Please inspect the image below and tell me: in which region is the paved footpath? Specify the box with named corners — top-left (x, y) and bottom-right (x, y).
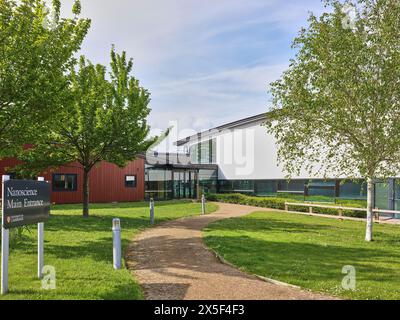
top-left (125, 202), bottom-right (336, 300)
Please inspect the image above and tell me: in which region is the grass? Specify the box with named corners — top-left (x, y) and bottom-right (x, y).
top-left (1, 200), bottom-right (218, 300)
top-left (204, 211), bottom-right (400, 300)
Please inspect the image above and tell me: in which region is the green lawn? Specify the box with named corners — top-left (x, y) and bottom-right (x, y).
top-left (1, 200), bottom-right (218, 300)
top-left (204, 211), bottom-right (400, 300)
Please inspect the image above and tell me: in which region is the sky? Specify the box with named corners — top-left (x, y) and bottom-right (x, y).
top-left (59, 0), bottom-right (327, 148)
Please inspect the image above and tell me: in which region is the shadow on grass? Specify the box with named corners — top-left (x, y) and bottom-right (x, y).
top-left (50, 200), bottom-right (193, 211)
top-left (203, 216), bottom-right (400, 299)
top-left (203, 215), bottom-right (342, 234)
top-left (44, 237), bottom-right (131, 263)
top-left (205, 235), bottom-right (399, 280)
top-left (45, 214), bottom-right (151, 233)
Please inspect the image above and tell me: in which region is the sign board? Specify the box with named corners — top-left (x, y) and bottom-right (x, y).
top-left (2, 180), bottom-right (50, 229)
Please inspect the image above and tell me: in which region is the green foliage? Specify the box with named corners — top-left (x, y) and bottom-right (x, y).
top-left (72, 0), bottom-right (81, 15)
top-left (17, 48), bottom-right (156, 215)
top-left (207, 193), bottom-right (366, 218)
top-left (265, 0), bottom-right (400, 240)
top-left (266, 0), bottom-right (400, 180)
top-left (20, 49), bottom-right (155, 171)
top-left (204, 211), bottom-right (400, 299)
top-left (0, 0), bottom-right (90, 157)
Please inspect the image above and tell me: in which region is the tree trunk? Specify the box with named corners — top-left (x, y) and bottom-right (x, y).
top-left (83, 168), bottom-right (90, 217)
top-left (365, 177), bottom-right (374, 242)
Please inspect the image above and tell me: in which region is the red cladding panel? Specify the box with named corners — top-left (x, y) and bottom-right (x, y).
top-left (0, 158), bottom-right (145, 204)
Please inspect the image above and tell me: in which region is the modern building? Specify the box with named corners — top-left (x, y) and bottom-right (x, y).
top-left (173, 113), bottom-right (368, 199)
top-left (0, 113), bottom-right (399, 213)
top-left (172, 113), bottom-right (399, 213)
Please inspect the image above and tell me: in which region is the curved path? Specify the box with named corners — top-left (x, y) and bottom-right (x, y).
top-left (126, 202), bottom-right (335, 300)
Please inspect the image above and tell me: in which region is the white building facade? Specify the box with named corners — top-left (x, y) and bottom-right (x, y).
top-left (145, 113), bottom-right (398, 214)
top-left (174, 113), bottom-right (367, 200)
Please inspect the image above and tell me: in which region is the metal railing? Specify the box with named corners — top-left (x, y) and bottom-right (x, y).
top-left (284, 202), bottom-right (400, 219)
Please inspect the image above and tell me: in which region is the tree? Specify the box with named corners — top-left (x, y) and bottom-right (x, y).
top-left (0, 0), bottom-right (90, 157)
top-left (18, 49), bottom-right (156, 216)
top-left (265, 0), bottom-right (400, 241)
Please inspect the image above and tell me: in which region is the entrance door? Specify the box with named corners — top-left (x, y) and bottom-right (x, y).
top-left (173, 171), bottom-right (184, 199)
top-left (173, 170), bottom-right (197, 199)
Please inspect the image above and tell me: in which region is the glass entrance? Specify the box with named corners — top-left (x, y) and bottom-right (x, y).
top-left (173, 170), bottom-right (197, 199)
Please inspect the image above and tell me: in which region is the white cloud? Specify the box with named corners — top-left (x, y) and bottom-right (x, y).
top-left (59, 0), bottom-right (325, 143)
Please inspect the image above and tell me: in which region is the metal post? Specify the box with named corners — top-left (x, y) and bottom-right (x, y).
top-left (1, 175), bottom-right (10, 295)
top-left (150, 198), bottom-right (155, 225)
top-left (37, 177), bottom-right (44, 279)
top-left (112, 218), bottom-right (121, 270)
top-left (201, 194), bottom-right (206, 214)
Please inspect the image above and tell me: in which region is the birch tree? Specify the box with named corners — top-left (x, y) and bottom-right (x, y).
top-left (266, 0), bottom-right (400, 241)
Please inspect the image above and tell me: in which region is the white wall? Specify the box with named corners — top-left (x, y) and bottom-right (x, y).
top-left (186, 120), bottom-right (323, 180)
top-left (216, 120), bottom-right (288, 180)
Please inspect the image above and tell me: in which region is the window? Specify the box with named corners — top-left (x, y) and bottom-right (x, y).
top-left (145, 167), bottom-right (173, 200)
top-left (277, 180), bottom-right (306, 192)
top-left (52, 174), bottom-right (77, 191)
top-left (125, 175), bottom-right (137, 188)
top-left (189, 139), bottom-right (217, 164)
top-left (339, 180), bottom-right (367, 199)
top-left (307, 180), bottom-right (336, 197)
top-left (255, 180), bottom-right (277, 196)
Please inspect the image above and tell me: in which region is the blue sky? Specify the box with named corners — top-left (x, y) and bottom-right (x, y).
top-left (60, 0), bottom-right (326, 140)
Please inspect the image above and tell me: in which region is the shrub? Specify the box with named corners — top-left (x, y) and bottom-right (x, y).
top-left (206, 193), bottom-right (366, 218)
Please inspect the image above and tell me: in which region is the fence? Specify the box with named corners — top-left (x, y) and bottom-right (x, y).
top-left (284, 202), bottom-right (400, 220)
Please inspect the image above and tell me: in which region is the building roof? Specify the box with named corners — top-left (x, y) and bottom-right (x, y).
top-left (175, 113), bottom-right (267, 146)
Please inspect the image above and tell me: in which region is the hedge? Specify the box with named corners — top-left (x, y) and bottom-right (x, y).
top-left (206, 193), bottom-right (366, 218)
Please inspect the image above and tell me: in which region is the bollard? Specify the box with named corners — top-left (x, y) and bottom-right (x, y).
top-left (150, 198), bottom-right (155, 225)
top-left (112, 218), bottom-right (121, 270)
top-left (201, 194), bottom-right (206, 214)
top-left (37, 176), bottom-right (44, 279)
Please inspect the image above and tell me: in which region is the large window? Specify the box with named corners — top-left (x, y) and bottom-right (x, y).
top-left (255, 180), bottom-right (277, 196)
top-left (189, 139), bottom-right (216, 164)
top-left (393, 180), bottom-right (400, 218)
top-left (307, 180), bottom-right (336, 197)
top-left (339, 180), bottom-right (367, 199)
top-left (278, 180), bottom-right (305, 193)
top-left (145, 167), bottom-right (173, 200)
top-left (198, 169), bottom-right (218, 194)
top-left (52, 174), bottom-right (77, 191)
top-left (218, 180), bottom-right (233, 193)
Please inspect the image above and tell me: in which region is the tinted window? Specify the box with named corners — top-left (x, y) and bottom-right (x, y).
top-left (53, 174), bottom-right (77, 191)
top-left (125, 175), bottom-right (137, 188)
